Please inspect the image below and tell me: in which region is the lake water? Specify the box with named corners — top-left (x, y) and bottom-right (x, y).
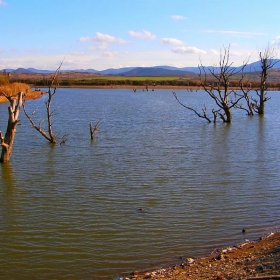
top-left (0, 88), bottom-right (280, 279)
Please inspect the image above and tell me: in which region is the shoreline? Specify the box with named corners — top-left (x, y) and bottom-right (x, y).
top-left (0, 86), bottom-right (199, 103)
top-left (0, 86), bottom-right (189, 103)
top-left (1, 85), bottom-right (279, 103)
top-left (123, 231), bottom-right (280, 280)
top-left (0, 90), bottom-right (47, 103)
top-left (34, 85), bottom-right (280, 90)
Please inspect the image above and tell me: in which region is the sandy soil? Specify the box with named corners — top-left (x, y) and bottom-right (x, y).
top-left (124, 231), bottom-right (280, 280)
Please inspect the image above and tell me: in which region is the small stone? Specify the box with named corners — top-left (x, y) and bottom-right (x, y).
top-left (216, 253), bottom-right (225, 260)
top-left (186, 257), bottom-right (195, 264)
top-left (255, 264), bottom-right (264, 272)
top-left (131, 271), bottom-right (139, 276)
top-left (180, 262), bottom-right (185, 268)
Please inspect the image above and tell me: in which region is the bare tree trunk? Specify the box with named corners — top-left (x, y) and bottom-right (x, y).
top-left (248, 48), bottom-right (279, 115)
top-left (0, 92), bottom-right (23, 162)
top-left (258, 53), bottom-right (267, 115)
top-left (221, 105), bottom-right (232, 123)
top-left (89, 119), bottom-right (101, 139)
top-left (258, 52), bottom-right (269, 115)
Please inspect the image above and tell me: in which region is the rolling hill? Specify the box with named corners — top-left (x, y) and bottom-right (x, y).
top-left (2, 59), bottom-right (280, 76)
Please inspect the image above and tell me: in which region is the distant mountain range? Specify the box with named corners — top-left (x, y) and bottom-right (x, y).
top-left (3, 59), bottom-right (280, 76)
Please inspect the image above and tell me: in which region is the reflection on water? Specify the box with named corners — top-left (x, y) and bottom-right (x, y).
top-left (1, 162), bottom-right (15, 187)
top-left (0, 89), bottom-right (280, 279)
top-left (1, 162), bottom-right (19, 221)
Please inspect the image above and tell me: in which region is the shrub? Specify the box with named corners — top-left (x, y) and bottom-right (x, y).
top-left (0, 74), bottom-right (9, 85)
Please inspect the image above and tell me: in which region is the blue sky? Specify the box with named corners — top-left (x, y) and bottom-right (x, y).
top-left (0, 0), bottom-right (279, 70)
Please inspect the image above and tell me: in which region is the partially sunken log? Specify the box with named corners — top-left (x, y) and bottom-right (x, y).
top-left (0, 92), bottom-right (23, 162)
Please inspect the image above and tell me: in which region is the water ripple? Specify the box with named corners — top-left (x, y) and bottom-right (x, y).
top-left (0, 89), bottom-right (280, 279)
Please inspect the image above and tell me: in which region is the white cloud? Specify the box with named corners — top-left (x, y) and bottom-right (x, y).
top-left (172, 46), bottom-right (207, 55)
top-left (102, 51), bottom-right (116, 57)
top-left (162, 38), bottom-right (184, 45)
top-left (94, 32), bottom-right (126, 44)
top-left (79, 32), bottom-right (126, 51)
top-left (272, 36), bottom-right (280, 47)
top-left (210, 49), bottom-right (219, 56)
top-left (171, 15), bottom-right (186, 20)
top-left (79, 32), bottom-right (126, 44)
top-left (230, 51), bottom-right (242, 56)
top-left (62, 59), bottom-right (85, 68)
top-left (70, 52), bottom-right (85, 56)
top-left (128, 30), bottom-right (156, 40)
top-left (210, 48), bottom-right (242, 57)
top-left (88, 43), bottom-right (108, 50)
top-left (79, 36), bottom-right (92, 42)
top-left (204, 30), bottom-right (264, 37)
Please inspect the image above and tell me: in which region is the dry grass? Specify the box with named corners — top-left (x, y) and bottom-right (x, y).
top-left (0, 82), bottom-right (34, 102)
top-left (0, 82), bottom-right (30, 96)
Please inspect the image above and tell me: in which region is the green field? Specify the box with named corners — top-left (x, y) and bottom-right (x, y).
top-left (76, 76), bottom-right (187, 81)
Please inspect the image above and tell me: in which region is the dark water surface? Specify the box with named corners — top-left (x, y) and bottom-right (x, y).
top-left (0, 88), bottom-right (279, 279)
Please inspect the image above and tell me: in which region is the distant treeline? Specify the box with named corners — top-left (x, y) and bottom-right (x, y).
top-left (13, 78), bottom-right (202, 87)
top-left (10, 77), bottom-right (280, 89)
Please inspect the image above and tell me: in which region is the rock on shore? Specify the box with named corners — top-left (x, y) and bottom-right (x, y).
top-left (122, 231), bottom-right (280, 280)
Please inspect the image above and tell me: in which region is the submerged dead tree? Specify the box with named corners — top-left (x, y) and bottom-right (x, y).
top-left (173, 93), bottom-right (212, 123)
top-left (0, 92), bottom-right (23, 162)
top-left (252, 48), bottom-right (279, 115)
top-left (174, 46), bottom-right (248, 123)
top-left (23, 62), bottom-right (63, 144)
top-left (198, 47), bottom-right (248, 123)
top-left (89, 119), bottom-right (101, 140)
top-left (237, 47), bottom-right (279, 116)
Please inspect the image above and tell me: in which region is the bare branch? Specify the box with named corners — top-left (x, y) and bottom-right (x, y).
top-left (23, 61), bottom-right (64, 143)
top-left (60, 134), bottom-right (68, 146)
top-left (22, 102), bottom-right (53, 142)
top-left (241, 46), bottom-right (279, 115)
top-left (197, 46), bottom-right (250, 122)
top-left (173, 92), bottom-right (212, 123)
top-left (90, 119), bottom-right (101, 139)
